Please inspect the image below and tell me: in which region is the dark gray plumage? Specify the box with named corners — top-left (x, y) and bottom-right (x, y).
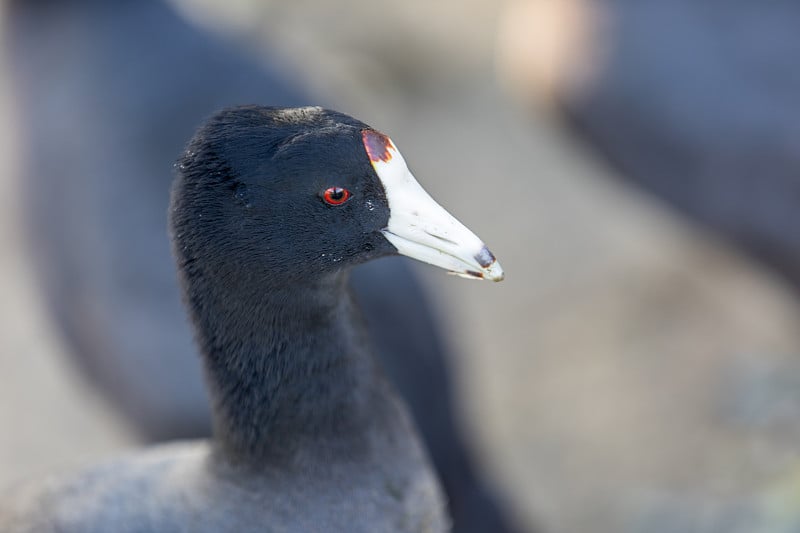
top-left (4, 442), bottom-right (443, 532)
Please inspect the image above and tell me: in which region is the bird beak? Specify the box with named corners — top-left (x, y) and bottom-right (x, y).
top-left (362, 130), bottom-right (504, 282)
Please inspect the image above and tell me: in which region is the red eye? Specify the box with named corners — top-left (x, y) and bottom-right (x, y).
top-left (322, 187), bottom-right (351, 206)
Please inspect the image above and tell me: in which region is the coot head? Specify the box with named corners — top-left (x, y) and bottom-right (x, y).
top-left (171, 105), bottom-right (503, 286)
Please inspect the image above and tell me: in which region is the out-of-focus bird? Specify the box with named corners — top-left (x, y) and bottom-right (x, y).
top-left (497, 0), bottom-right (800, 289)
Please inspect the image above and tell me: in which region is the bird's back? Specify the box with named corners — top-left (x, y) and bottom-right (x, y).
top-left (2, 435), bottom-right (447, 533)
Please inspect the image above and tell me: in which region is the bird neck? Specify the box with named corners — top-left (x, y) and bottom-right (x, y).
top-left (187, 271), bottom-right (391, 465)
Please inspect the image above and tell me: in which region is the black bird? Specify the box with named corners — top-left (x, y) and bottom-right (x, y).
top-left (4, 1), bottom-right (520, 531)
top-left (0, 106), bottom-right (504, 531)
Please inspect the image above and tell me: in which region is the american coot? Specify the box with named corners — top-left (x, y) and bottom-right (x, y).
top-left (5, 1), bottom-right (520, 530)
top-left (0, 106), bottom-right (503, 532)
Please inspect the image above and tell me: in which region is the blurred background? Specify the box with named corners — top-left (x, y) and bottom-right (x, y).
top-left (2, 1), bottom-right (800, 532)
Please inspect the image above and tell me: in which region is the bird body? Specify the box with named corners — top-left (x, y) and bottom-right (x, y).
top-left (3, 440), bottom-right (444, 533)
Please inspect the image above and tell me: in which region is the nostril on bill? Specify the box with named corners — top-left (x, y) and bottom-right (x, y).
top-left (424, 230), bottom-right (458, 246)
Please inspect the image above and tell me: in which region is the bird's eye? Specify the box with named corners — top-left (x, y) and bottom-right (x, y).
top-left (322, 187), bottom-right (352, 206)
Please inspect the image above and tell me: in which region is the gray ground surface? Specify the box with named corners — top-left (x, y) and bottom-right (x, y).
top-left (2, 2), bottom-right (800, 532)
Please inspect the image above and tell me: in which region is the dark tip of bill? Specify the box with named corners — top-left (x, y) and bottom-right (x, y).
top-left (362, 129), bottom-right (393, 163)
top-left (474, 246), bottom-right (496, 268)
